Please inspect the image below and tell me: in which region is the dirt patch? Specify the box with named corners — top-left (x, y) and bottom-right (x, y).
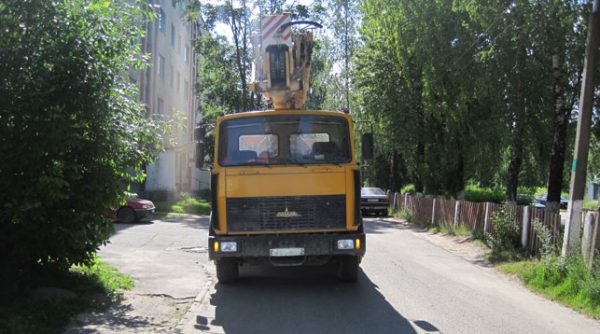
top-left (64, 291), bottom-right (194, 333)
top-left (383, 217), bottom-right (492, 267)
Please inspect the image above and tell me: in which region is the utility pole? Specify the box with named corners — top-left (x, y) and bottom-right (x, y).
top-left (562, 0), bottom-right (600, 256)
top-left (344, 0), bottom-right (350, 112)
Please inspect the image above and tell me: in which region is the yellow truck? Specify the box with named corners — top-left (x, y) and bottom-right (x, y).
top-left (197, 15), bottom-right (369, 283)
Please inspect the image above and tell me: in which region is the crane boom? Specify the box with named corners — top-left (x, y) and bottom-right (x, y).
top-left (249, 14), bottom-right (321, 110)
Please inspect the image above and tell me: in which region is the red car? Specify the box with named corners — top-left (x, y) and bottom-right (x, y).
top-left (109, 197), bottom-right (156, 223)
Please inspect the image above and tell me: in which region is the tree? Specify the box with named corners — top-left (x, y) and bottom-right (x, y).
top-left (0, 0), bottom-right (163, 295)
top-left (545, 0), bottom-right (588, 211)
top-left (354, 0), bottom-right (590, 200)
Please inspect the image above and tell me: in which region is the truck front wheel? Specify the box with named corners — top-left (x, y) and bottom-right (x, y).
top-left (216, 259), bottom-right (239, 283)
top-left (338, 256), bottom-right (359, 282)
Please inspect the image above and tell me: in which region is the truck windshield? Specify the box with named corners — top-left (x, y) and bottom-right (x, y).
top-left (218, 114), bottom-right (352, 167)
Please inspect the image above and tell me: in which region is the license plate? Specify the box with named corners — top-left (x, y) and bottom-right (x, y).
top-left (269, 247), bottom-right (305, 257)
top-left (367, 199), bottom-right (379, 202)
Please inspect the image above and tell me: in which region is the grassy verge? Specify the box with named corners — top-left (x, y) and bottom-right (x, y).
top-left (154, 193), bottom-right (211, 216)
top-left (428, 224), bottom-right (472, 237)
top-left (0, 258), bottom-right (133, 334)
top-left (498, 256), bottom-right (600, 319)
top-left (391, 208), bottom-right (414, 222)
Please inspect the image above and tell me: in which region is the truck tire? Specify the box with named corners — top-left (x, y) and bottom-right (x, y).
top-left (216, 259), bottom-right (239, 283)
top-left (338, 256), bottom-right (359, 282)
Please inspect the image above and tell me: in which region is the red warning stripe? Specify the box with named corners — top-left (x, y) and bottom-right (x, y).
top-left (261, 15), bottom-right (278, 31)
top-left (263, 15), bottom-right (288, 42)
top-left (283, 31), bottom-right (292, 41)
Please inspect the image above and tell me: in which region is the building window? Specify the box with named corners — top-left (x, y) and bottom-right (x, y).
top-left (171, 24), bottom-right (175, 47)
top-left (159, 9), bottom-right (166, 32)
top-left (184, 45), bottom-right (189, 63)
top-left (157, 97), bottom-right (164, 115)
top-left (184, 80), bottom-right (189, 99)
top-left (177, 71), bottom-right (181, 93)
top-left (178, 34), bottom-right (181, 54)
top-left (169, 65), bottom-right (174, 87)
top-left (158, 54), bottom-right (165, 80)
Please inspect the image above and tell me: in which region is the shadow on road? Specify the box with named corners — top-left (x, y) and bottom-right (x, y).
top-left (64, 300), bottom-right (155, 334)
top-left (111, 219), bottom-right (154, 233)
top-left (194, 265), bottom-right (417, 334)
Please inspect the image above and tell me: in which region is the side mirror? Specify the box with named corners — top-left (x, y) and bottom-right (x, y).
top-left (361, 133), bottom-right (374, 162)
top-left (195, 142), bottom-right (205, 169)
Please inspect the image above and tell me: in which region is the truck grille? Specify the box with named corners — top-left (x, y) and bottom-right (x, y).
top-left (226, 195), bottom-right (346, 232)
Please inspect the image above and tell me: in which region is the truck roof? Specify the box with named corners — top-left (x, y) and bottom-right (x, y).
top-left (218, 109), bottom-right (351, 121)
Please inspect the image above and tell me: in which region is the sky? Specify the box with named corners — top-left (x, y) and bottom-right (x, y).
top-left (205, 0), bottom-right (317, 42)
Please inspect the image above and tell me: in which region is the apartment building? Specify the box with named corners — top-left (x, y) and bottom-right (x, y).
top-left (133, 0), bottom-right (205, 200)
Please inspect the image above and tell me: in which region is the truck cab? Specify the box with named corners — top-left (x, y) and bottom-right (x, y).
top-left (207, 109), bottom-right (366, 282)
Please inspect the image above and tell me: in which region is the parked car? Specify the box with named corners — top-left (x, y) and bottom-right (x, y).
top-left (361, 187), bottom-right (389, 216)
top-left (533, 193), bottom-right (568, 209)
top-left (108, 197), bottom-right (156, 223)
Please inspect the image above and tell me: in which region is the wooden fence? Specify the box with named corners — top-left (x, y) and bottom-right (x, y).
top-left (389, 193), bottom-right (584, 256)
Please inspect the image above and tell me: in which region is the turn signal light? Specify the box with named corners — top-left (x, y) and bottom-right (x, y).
top-left (213, 241), bottom-right (220, 253)
top-left (355, 238), bottom-right (361, 250)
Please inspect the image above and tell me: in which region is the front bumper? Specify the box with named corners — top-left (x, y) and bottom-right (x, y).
top-left (209, 231), bottom-right (366, 261)
top-left (134, 208), bottom-right (155, 219)
top-left (361, 203), bottom-right (389, 211)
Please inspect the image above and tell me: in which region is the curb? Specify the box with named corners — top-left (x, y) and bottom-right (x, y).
top-left (174, 263), bottom-right (214, 333)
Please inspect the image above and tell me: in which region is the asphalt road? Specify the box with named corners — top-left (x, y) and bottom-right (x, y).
top-left (73, 216), bottom-right (600, 333)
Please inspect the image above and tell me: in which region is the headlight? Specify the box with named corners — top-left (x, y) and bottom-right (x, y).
top-left (337, 239), bottom-right (354, 250)
top-left (142, 204), bottom-right (153, 209)
top-left (220, 241), bottom-right (237, 252)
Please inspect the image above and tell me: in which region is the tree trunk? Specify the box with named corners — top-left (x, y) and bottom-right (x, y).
top-left (456, 144), bottom-right (465, 199)
top-left (546, 54), bottom-right (570, 212)
top-left (415, 141), bottom-right (425, 193)
top-left (506, 124), bottom-right (523, 204)
top-left (507, 41), bottom-right (526, 205)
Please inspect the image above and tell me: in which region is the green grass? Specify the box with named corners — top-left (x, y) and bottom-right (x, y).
top-left (72, 259), bottom-right (133, 293)
top-left (488, 248), bottom-right (527, 263)
top-left (583, 199), bottom-right (598, 210)
top-left (155, 193), bottom-right (211, 216)
top-left (498, 256), bottom-right (600, 319)
top-left (428, 224), bottom-right (472, 237)
top-left (391, 208), bottom-right (414, 222)
top-left (0, 257), bottom-right (133, 334)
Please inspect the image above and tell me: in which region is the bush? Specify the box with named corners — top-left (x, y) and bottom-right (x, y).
top-left (532, 218), bottom-right (556, 258)
top-left (0, 0), bottom-right (162, 297)
top-left (463, 184), bottom-right (505, 203)
top-left (487, 206), bottom-right (521, 253)
top-left (401, 184), bottom-right (415, 195)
